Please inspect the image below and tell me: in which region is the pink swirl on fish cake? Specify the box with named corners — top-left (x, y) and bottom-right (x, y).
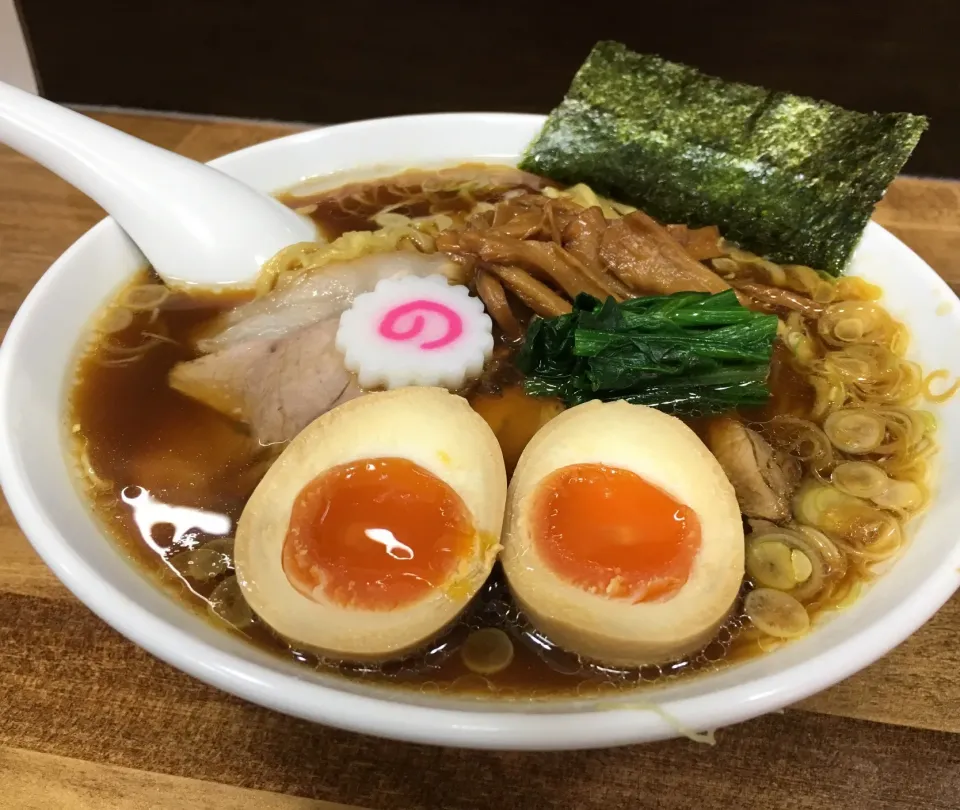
top-left (377, 299), bottom-right (464, 350)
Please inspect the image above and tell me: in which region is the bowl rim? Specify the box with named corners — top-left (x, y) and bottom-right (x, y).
top-left (2, 112), bottom-right (959, 750)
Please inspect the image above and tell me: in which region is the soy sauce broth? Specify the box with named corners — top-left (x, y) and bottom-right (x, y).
top-left (66, 171), bottom-right (831, 700)
top-left (69, 277), bottom-right (773, 698)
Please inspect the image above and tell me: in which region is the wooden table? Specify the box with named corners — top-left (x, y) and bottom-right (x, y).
top-left (1, 113), bottom-right (958, 810)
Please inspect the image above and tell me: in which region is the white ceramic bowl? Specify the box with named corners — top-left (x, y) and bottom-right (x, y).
top-left (2, 114), bottom-right (959, 750)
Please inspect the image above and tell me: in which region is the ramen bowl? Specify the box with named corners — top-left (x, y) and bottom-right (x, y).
top-left (1, 114), bottom-right (959, 750)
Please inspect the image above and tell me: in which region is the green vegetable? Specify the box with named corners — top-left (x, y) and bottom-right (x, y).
top-left (519, 41), bottom-right (927, 274)
top-left (515, 290), bottom-right (778, 416)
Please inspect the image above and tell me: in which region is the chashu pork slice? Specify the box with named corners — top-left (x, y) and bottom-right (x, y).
top-left (171, 319), bottom-right (362, 445)
top-left (173, 251), bottom-right (460, 443)
top-left (197, 251), bottom-right (461, 353)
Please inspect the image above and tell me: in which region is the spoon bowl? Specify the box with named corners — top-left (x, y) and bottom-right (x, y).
top-left (0, 82), bottom-right (315, 290)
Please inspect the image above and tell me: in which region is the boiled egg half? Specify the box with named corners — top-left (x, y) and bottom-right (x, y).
top-left (501, 400), bottom-right (744, 667)
top-left (235, 387), bottom-right (506, 661)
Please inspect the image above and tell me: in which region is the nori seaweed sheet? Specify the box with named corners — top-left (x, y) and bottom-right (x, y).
top-left (520, 42), bottom-right (927, 274)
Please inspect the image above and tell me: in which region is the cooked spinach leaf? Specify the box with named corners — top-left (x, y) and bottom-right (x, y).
top-left (519, 41), bottom-right (927, 274)
top-left (516, 291), bottom-right (778, 415)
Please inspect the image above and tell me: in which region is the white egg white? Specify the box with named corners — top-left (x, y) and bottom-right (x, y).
top-left (501, 400), bottom-right (744, 667)
top-left (235, 387), bottom-right (506, 661)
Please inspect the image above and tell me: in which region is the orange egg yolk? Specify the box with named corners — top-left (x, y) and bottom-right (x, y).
top-left (282, 458), bottom-right (475, 610)
top-left (532, 464), bottom-right (700, 602)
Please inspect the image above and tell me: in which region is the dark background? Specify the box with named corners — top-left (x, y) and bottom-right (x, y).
top-left (16, 0), bottom-right (960, 176)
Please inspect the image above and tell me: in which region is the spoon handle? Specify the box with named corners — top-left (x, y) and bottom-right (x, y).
top-left (0, 82), bottom-right (314, 289)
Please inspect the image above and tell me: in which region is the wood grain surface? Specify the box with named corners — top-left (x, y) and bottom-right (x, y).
top-left (0, 113), bottom-right (958, 810)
